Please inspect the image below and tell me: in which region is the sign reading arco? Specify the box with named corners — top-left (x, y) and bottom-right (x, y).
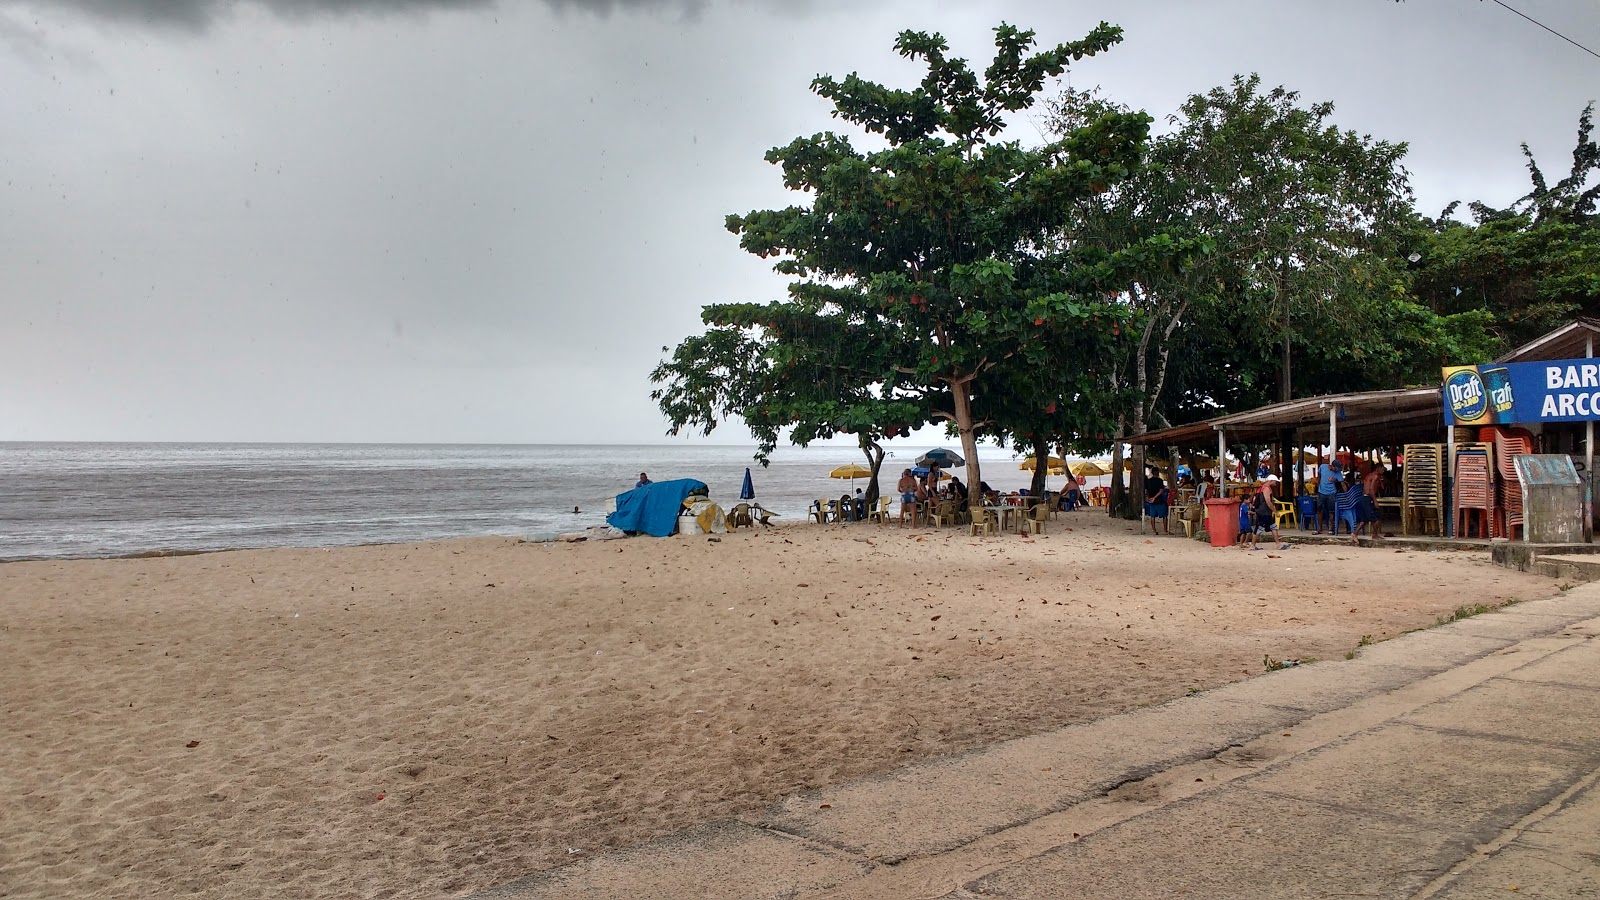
top-left (1444, 358), bottom-right (1600, 426)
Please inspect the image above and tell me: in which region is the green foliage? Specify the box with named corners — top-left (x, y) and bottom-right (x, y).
top-left (1045, 76), bottom-right (1416, 513)
top-left (1408, 105), bottom-right (1600, 350)
top-left (658, 21), bottom-right (1166, 496)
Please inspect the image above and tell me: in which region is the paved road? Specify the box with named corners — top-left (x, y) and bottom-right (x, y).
top-left (472, 587), bottom-right (1600, 900)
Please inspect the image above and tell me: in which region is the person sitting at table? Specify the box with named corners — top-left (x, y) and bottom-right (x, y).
top-left (948, 476), bottom-right (969, 510)
top-left (1144, 465), bottom-right (1171, 536)
top-left (1063, 479), bottom-right (1082, 511)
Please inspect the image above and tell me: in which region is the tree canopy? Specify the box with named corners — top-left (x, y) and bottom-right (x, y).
top-left (653, 21), bottom-right (1600, 519)
top-left (654, 22), bottom-right (1161, 499)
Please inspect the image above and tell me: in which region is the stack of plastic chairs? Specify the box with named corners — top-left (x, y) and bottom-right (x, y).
top-left (1333, 484), bottom-right (1364, 536)
top-left (1403, 444), bottom-right (1446, 535)
top-left (1452, 442), bottom-right (1496, 538)
top-left (1485, 427), bottom-right (1534, 540)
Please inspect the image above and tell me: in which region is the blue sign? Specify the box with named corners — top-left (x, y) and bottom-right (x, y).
top-left (1443, 358), bottom-right (1600, 425)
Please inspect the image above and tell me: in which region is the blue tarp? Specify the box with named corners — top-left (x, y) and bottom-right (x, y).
top-left (607, 478), bottom-right (708, 537)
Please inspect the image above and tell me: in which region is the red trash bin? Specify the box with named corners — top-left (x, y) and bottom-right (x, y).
top-left (1204, 498), bottom-right (1242, 548)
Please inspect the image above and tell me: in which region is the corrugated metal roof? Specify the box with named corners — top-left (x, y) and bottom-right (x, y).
top-left (1131, 321), bottom-right (1599, 450)
top-left (1496, 318), bottom-right (1600, 364)
top-left (1131, 387), bottom-right (1445, 448)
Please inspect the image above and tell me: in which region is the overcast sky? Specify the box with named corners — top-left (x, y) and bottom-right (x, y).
top-left (2, 0), bottom-right (1596, 444)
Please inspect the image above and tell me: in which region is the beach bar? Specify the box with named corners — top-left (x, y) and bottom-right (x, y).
top-left (1131, 319), bottom-right (1600, 546)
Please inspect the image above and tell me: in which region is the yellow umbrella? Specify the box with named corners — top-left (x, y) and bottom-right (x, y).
top-left (1017, 455), bottom-right (1067, 472)
top-left (1069, 461), bottom-right (1109, 477)
top-left (1123, 459), bottom-right (1171, 471)
top-left (828, 464), bottom-right (872, 480)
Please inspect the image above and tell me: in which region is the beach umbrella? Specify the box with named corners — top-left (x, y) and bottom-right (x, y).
top-left (740, 467), bottom-right (755, 500)
top-left (1018, 455), bottom-right (1067, 472)
top-left (1123, 459), bottom-right (1171, 471)
top-left (915, 448), bottom-right (965, 468)
top-left (1267, 450), bottom-right (1317, 465)
top-left (1069, 461), bottom-right (1109, 477)
top-left (828, 463), bottom-right (872, 480)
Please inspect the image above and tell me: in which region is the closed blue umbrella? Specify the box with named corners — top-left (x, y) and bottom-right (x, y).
top-left (740, 467), bottom-right (755, 500)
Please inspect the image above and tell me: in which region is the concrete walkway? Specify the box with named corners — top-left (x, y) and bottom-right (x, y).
top-left (471, 587), bottom-right (1600, 900)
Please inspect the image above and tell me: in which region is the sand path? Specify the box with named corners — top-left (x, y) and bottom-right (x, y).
top-left (0, 514), bottom-right (1557, 898)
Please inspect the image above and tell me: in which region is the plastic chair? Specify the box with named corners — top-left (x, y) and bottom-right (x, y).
top-left (969, 509), bottom-right (997, 536)
top-left (1296, 494), bottom-right (1317, 531)
top-left (1273, 498), bottom-right (1298, 531)
top-left (866, 497), bottom-right (892, 524)
top-left (812, 499), bottom-right (832, 524)
top-left (727, 503), bottom-right (754, 530)
top-left (931, 500), bottom-right (960, 528)
top-left (1027, 502), bottom-right (1049, 534)
top-left (1332, 486), bottom-right (1362, 536)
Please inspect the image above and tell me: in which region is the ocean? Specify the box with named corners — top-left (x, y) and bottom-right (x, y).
top-left (0, 442), bottom-right (1059, 561)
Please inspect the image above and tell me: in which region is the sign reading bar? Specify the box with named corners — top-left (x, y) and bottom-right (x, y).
top-left (1443, 358), bottom-right (1600, 425)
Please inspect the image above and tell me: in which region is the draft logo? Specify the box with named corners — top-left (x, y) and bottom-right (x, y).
top-left (1445, 368), bottom-right (1490, 424)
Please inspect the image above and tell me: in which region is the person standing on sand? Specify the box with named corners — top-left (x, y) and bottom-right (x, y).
top-left (1355, 462), bottom-right (1385, 542)
top-left (635, 472), bottom-right (651, 489)
top-left (1249, 475), bottom-right (1286, 549)
top-left (897, 469), bottom-right (919, 526)
top-left (1314, 460), bottom-right (1343, 534)
top-left (1144, 465), bottom-right (1170, 535)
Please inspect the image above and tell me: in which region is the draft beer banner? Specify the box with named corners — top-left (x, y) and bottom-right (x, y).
top-left (1443, 358), bottom-right (1600, 425)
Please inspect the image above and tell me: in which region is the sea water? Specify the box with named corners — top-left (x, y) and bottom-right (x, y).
top-left (0, 442), bottom-right (1054, 561)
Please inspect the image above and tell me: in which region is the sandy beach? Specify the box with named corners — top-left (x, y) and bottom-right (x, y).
top-left (0, 515), bottom-right (1560, 899)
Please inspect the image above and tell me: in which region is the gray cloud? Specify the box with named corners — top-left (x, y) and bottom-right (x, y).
top-left (0, 0), bottom-right (700, 29)
top-left (2, 0), bottom-right (1596, 444)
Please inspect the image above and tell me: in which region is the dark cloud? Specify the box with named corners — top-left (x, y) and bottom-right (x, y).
top-left (0, 0), bottom-right (697, 29)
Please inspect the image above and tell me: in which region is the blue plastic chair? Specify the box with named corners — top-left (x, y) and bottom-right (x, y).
top-left (1296, 494), bottom-right (1317, 531)
top-left (1333, 485), bottom-right (1363, 536)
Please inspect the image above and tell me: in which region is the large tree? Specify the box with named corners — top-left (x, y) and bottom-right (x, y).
top-left (1050, 77), bottom-right (1415, 514)
top-left (714, 22), bottom-right (1153, 499)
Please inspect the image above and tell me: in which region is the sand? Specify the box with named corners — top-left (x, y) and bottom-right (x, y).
top-left (0, 514), bottom-right (1559, 899)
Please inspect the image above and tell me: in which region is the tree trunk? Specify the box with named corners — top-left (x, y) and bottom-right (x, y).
top-left (1278, 280), bottom-right (1292, 404)
top-left (1116, 403), bottom-right (1149, 521)
top-left (951, 379), bottom-right (982, 514)
top-left (1108, 421), bottom-right (1127, 518)
top-left (860, 436), bottom-right (885, 507)
top-left (1029, 434), bottom-right (1050, 498)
